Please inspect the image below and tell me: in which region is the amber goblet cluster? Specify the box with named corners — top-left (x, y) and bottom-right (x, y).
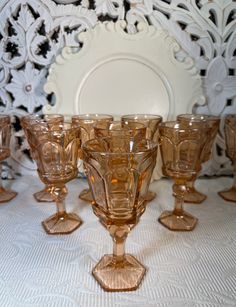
top-left (18, 111), bottom-right (234, 292)
top-left (24, 120), bottom-right (82, 234)
top-left (83, 136), bottom-right (157, 291)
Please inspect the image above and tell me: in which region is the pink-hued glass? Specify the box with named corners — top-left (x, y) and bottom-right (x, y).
top-left (0, 115), bottom-right (17, 203)
top-left (83, 136), bottom-right (157, 291)
top-left (158, 121), bottom-right (207, 231)
top-left (72, 114), bottom-right (113, 203)
top-left (121, 114), bottom-right (163, 201)
top-left (21, 114), bottom-right (64, 202)
top-left (94, 120), bottom-right (146, 140)
top-left (25, 121), bottom-right (82, 234)
top-left (177, 114), bottom-right (220, 204)
top-left (218, 115), bottom-right (236, 202)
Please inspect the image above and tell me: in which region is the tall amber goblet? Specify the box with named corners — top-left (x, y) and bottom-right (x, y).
top-left (0, 115), bottom-right (17, 203)
top-left (218, 115), bottom-right (236, 202)
top-left (158, 121), bottom-right (207, 231)
top-left (72, 114), bottom-right (113, 202)
top-left (21, 114), bottom-right (64, 202)
top-left (121, 114), bottom-right (163, 201)
top-left (25, 121), bottom-right (82, 234)
top-left (177, 114), bottom-right (220, 203)
top-left (94, 120), bottom-right (146, 140)
top-left (82, 136), bottom-right (157, 291)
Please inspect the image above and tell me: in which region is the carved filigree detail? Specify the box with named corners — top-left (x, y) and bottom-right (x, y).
top-left (0, 0), bottom-right (98, 175)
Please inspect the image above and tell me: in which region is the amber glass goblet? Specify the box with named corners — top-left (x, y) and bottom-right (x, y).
top-left (177, 114), bottom-right (220, 204)
top-left (94, 120), bottom-right (146, 140)
top-left (158, 121), bottom-right (207, 231)
top-left (0, 115), bottom-right (17, 203)
top-left (72, 114), bottom-right (113, 202)
top-left (21, 114), bottom-right (64, 202)
top-left (82, 136), bottom-right (157, 291)
top-left (26, 121), bottom-right (82, 234)
top-left (121, 114), bottom-right (163, 201)
top-left (218, 115), bottom-right (236, 202)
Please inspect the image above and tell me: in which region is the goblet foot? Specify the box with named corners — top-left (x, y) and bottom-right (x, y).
top-left (218, 187), bottom-right (236, 202)
top-left (92, 254), bottom-right (146, 292)
top-left (184, 187), bottom-right (206, 204)
top-left (145, 190), bottom-right (157, 202)
top-left (158, 210), bottom-right (198, 231)
top-left (33, 186), bottom-right (54, 202)
top-left (42, 212), bottom-right (82, 235)
top-left (79, 188), bottom-right (93, 202)
top-left (0, 187), bottom-right (17, 203)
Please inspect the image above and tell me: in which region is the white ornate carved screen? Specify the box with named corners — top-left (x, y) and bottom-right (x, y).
top-left (1, 0), bottom-right (235, 177)
top-left (43, 21), bottom-right (204, 121)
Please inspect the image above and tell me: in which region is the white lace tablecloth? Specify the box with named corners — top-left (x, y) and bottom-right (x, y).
top-left (0, 175), bottom-right (236, 307)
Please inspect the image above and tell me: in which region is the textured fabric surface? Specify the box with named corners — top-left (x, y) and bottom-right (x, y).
top-left (0, 175), bottom-right (236, 306)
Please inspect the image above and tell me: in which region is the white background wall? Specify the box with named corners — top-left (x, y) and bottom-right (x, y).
top-left (0, 0), bottom-right (236, 177)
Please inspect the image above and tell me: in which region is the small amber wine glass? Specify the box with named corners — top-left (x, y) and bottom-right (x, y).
top-left (25, 121), bottom-right (82, 234)
top-left (121, 114), bottom-right (162, 201)
top-left (177, 114), bottom-right (220, 204)
top-left (82, 136), bottom-right (157, 291)
top-left (0, 115), bottom-right (17, 203)
top-left (158, 121), bottom-right (207, 231)
top-left (72, 114), bottom-right (113, 203)
top-left (21, 114), bottom-right (64, 202)
top-left (218, 115), bottom-right (236, 202)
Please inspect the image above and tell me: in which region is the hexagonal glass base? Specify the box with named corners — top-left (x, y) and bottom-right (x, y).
top-left (145, 190), bottom-right (157, 202)
top-left (158, 210), bottom-right (198, 231)
top-left (42, 212), bottom-right (82, 235)
top-left (79, 188), bottom-right (93, 202)
top-left (184, 187), bottom-right (206, 204)
top-left (218, 187), bottom-right (236, 203)
top-left (34, 186), bottom-right (54, 202)
top-left (92, 254), bottom-right (146, 292)
top-left (0, 188), bottom-right (17, 203)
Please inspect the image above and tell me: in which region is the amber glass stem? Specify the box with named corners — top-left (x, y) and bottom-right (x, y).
top-left (186, 174), bottom-right (197, 190)
top-left (109, 225), bottom-right (129, 264)
top-left (173, 180), bottom-right (186, 214)
top-left (57, 199), bottom-right (66, 216)
top-left (52, 185), bottom-right (67, 216)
